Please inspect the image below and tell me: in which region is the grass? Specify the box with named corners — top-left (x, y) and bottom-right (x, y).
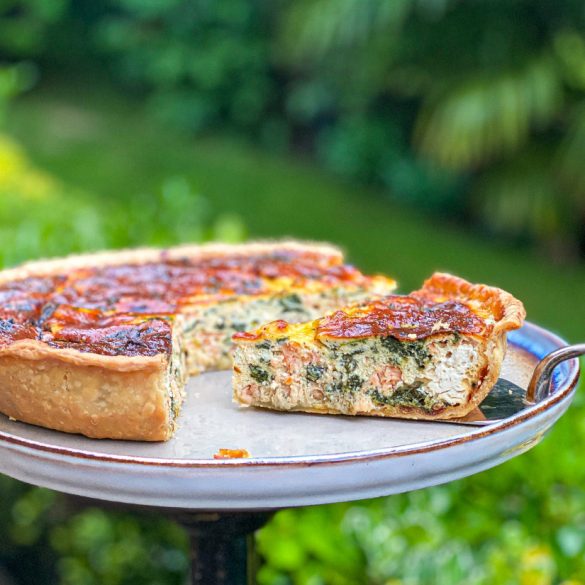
top-left (3, 80), bottom-right (585, 584)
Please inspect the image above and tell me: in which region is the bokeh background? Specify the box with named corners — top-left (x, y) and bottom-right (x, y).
top-left (0, 1), bottom-right (585, 584)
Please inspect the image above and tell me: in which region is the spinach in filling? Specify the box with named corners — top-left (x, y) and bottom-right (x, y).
top-left (306, 364), bottom-right (325, 382)
top-left (325, 374), bottom-right (363, 395)
top-left (345, 374), bottom-right (364, 393)
top-left (339, 353), bottom-right (359, 373)
top-left (369, 383), bottom-right (442, 412)
top-left (380, 336), bottom-right (431, 369)
top-left (278, 293), bottom-right (305, 313)
top-left (249, 364), bottom-right (272, 384)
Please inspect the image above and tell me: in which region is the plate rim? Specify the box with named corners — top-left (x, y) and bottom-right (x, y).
top-left (0, 320), bottom-right (579, 469)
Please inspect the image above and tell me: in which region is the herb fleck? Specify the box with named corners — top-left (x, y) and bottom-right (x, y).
top-left (249, 364), bottom-right (271, 384)
top-left (345, 374), bottom-right (363, 393)
top-left (369, 382), bottom-right (441, 411)
top-left (339, 353), bottom-right (358, 373)
top-left (325, 382), bottom-right (343, 394)
top-left (306, 364), bottom-right (325, 382)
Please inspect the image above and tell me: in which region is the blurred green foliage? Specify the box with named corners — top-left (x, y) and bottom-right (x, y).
top-left (0, 0), bottom-right (67, 57)
top-left (2, 0), bottom-right (585, 255)
top-left (95, 0), bottom-right (280, 138)
top-left (0, 85), bottom-right (584, 585)
top-left (0, 135), bottom-right (246, 266)
top-left (50, 509), bottom-right (188, 585)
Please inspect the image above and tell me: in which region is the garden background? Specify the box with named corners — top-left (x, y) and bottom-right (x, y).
top-left (0, 1), bottom-right (585, 584)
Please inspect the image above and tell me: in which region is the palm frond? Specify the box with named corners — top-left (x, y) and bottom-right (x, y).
top-left (280, 0), bottom-right (414, 61)
top-left (414, 56), bottom-right (563, 171)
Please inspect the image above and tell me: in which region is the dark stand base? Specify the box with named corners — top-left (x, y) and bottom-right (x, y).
top-left (63, 495), bottom-right (273, 585)
top-left (175, 511), bottom-right (272, 584)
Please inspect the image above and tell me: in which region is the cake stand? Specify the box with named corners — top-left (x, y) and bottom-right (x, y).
top-left (0, 322), bottom-right (582, 584)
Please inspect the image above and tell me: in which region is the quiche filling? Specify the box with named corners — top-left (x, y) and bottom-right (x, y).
top-left (233, 332), bottom-right (483, 415)
top-left (232, 273), bottom-right (525, 421)
top-left (180, 285), bottom-right (391, 374)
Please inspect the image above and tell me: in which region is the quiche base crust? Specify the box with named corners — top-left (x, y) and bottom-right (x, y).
top-left (0, 352), bottom-right (174, 441)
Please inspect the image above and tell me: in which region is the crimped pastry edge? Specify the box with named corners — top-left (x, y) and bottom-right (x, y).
top-left (419, 272), bottom-right (526, 336)
top-left (0, 339), bottom-right (166, 371)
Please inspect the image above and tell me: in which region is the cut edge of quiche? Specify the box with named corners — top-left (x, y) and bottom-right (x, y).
top-left (231, 273), bottom-right (526, 421)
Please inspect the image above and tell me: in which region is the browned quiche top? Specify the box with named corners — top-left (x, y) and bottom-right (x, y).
top-left (0, 247), bottom-right (386, 356)
top-left (315, 296), bottom-right (487, 341)
top-left (317, 273), bottom-right (524, 341)
top-left (54, 254), bottom-right (368, 311)
top-left (235, 273), bottom-right (525, 343)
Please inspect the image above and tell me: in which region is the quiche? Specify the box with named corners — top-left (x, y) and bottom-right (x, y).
top-left (232, 273), bottom-right (526, 420)
top-left (0, 241), bottom-right (396, 440)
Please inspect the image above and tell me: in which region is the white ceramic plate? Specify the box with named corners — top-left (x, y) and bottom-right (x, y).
top-left (0, 322), bottom-right (579, 510)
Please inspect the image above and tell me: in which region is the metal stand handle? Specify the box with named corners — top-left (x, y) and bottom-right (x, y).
top-left (526, 343), bottom-right (585, 404)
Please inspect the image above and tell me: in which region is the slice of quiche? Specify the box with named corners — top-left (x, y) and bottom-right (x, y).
top-left (232, 273), bottom-right (526, 420)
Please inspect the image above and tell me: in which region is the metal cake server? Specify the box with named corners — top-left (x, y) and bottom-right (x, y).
top-left (454, 343), bottom-right (585, 426)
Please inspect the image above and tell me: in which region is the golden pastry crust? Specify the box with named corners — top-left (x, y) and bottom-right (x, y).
top-left (417, 272), bottom-right (526, 336)
top-left (0, 353), bottom-right (174, 441)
